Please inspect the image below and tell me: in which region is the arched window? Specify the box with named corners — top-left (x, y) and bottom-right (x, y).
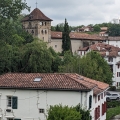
top-left (41, 30), bottom-right (44, 34)
top-left (45, 22), bottom-right (46, 26)
top-left (31, 30), bottom-right (34, 34)
top-left (45, 30), bottom-right (47, 34)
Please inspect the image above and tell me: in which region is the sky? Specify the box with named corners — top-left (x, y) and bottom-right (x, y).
top-left (22, 0), bottom-right (120, 26)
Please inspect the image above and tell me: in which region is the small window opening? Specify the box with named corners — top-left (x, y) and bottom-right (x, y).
top-left (39, 109), bottom-right (44, 113)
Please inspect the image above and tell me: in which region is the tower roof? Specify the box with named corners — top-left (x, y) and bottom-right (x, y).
top-left (22, 8), bottom-right (52, 21)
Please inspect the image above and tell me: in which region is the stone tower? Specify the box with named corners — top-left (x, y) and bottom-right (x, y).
top-left (22, 8), bottom-right (53, 43)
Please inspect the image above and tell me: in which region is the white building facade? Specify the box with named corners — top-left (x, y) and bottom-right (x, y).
top-left (0, 73), bottom-right (108, 120)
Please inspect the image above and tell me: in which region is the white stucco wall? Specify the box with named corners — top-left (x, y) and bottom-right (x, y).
top-left (0, 89), bottom-right (95, 120)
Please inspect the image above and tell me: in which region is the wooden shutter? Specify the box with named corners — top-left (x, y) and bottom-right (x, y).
top-left (95, 108), bottom-right (97, 120)
top-left (12, 96), bottom-right (18, 109)
top-left (98, 106), bottom-right (100, 118)
top-left (102, 103), bottom-right (104, 116)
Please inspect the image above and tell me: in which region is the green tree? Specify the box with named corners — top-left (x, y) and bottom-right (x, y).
top-left (58, 51), bottom-right (80, 73)
top-left (0, 0), bottom-right (30, 21)
top-left (48, 47), bottom-right (62, 72)
top-left (62, 19), bottom-right (71, 52)
top-left (107, 24), bottom-right (120, 36)
top-left (0, 42), bottom-right (21, 74)
top-left (75, 104), bottom-right (91, 120)
top-left (93, 24), bottom-right (100, 32)
top-left (80, 51), bottom-right (113, 85)
top-left (20, 40), bottom-right (53, 73)
top-left (47, 104), bottom-right (81, 120)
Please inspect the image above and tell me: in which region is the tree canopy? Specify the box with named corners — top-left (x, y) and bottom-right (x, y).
top-left (107, 24), bottom-right (120, 36)
top-left (0, 0), bottom-right (30, 21)
top-left (59, 51), bottom-right (113, 85)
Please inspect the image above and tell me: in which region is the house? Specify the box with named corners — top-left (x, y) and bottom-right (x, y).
top-left (78, 43), bottom-right (120, 88)
top-left (104, 37), bottom-right (120, 47)
top-left (0, 73), bottom-right (108, 120)
top-left (99, 27), bottom-right (108, 37)
top-left (22, 8), bottom-right (106, 54)
top-left (75, 26), bottom-right (94, 32)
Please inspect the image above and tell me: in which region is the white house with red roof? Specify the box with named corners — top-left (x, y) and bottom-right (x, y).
top-left (78, 43), bottom-right (120, 88)
top-left (0, 73), bottom-right (108, 120)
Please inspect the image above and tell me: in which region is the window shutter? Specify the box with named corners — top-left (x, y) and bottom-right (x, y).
top-left (12, 96), bottom-right (18, 109)
top-left (102, 103), bottom-right (104, 116)
top-left (89, 95), bottom-right (92, 109)
top-left (98, 106), bottom-right (100, 118)
top-left (95, 108), bottom-right (97, 120)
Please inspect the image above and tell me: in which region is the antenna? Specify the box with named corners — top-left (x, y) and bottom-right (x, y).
top-left (35, 0), bottom-right (38, 8)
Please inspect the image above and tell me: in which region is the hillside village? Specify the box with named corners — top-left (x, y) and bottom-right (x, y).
top-left (1, 1), bottom-right (120, 120)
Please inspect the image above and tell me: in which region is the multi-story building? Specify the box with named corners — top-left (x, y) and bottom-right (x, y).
top-left (78, 43), bottom-right (120, 88)
top-left (0, 73), bottom-right (108, 120)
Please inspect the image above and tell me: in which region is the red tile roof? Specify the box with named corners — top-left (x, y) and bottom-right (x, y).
top-left (0, 73), bottom-right (109, 94)
top-left (78, 43), bottom-right (120, 57)
top-left (51, 31), bottom-right (62, 39)
top-left (22, 8), bottom-right (52, 21)
top-left (51, 31), bottom-right (105, 41)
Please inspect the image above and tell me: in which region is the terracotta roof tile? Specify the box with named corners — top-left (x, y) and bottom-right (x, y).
top-left (51, 31), bottom-right (62, 39)
top-left (0, 73), bottom-right (109, 94)
top-left (51, 31), bottom-right (106, 40)
top-left (100, 27), bottom-right (108, 31)
top-left (22, 8), bottom-right (52, 21)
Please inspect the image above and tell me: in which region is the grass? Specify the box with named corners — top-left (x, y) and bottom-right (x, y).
top-left (106, 106), bottom-right (120, 120)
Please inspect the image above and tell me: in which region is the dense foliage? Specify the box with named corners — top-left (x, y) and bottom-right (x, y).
top-left (59, 51), bottom-right (113, 85)
top-left (47, 104), bottom-right (81, 120)
top-left (75, 104), bottom-right (91, 120)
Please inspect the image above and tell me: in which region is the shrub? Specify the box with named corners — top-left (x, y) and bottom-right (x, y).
top-left (47, 104), bottom-right (81, 120)
top-left (107, 101), bottom-right (120, 108)
top-left (109, 86), bottom-right (116, 91)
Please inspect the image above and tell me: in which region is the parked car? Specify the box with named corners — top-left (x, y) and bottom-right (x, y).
top-left (106, 92), bottom-right (120, 101)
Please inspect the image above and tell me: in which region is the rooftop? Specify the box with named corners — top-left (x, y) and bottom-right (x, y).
top-left (0, 73), bottom-right (109, 95)
top-left (22, 8), bottom-right (52, 22)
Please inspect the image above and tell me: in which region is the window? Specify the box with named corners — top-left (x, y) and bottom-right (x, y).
top-left (55, 45), bottom-right (57, 48)
top-left (89, 95), bottom-right (92, 109)
top-left (39, 109), bottom-right (44, 113)
top-left (118, 65), bottom-right (120, 69)
top-left (45, 22), bottom-right (46, 26)
top-left (7, 96), bottom-right (18, 109)
top-left (117, 72), bottom-right (120, 77)
top-left (98, 95), bottom-right (100, 101)
top-left (41, 30), bottom-right (44, 34)
top-left (108, 57), bottom-right (113, 62)
top-left (104, 92), bottom-right (106, 97)
top-left (45, 30), bottom-right (47, 34)
top-left (101, 93), bottom-right (103, 99)
top-left (7, 119), bottom-right (14, 120)
top-left (95, 96), bottom-right (97, 103)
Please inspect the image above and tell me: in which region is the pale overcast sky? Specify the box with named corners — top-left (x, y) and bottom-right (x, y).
top-left (22, 0), bottom-right (120, 26)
